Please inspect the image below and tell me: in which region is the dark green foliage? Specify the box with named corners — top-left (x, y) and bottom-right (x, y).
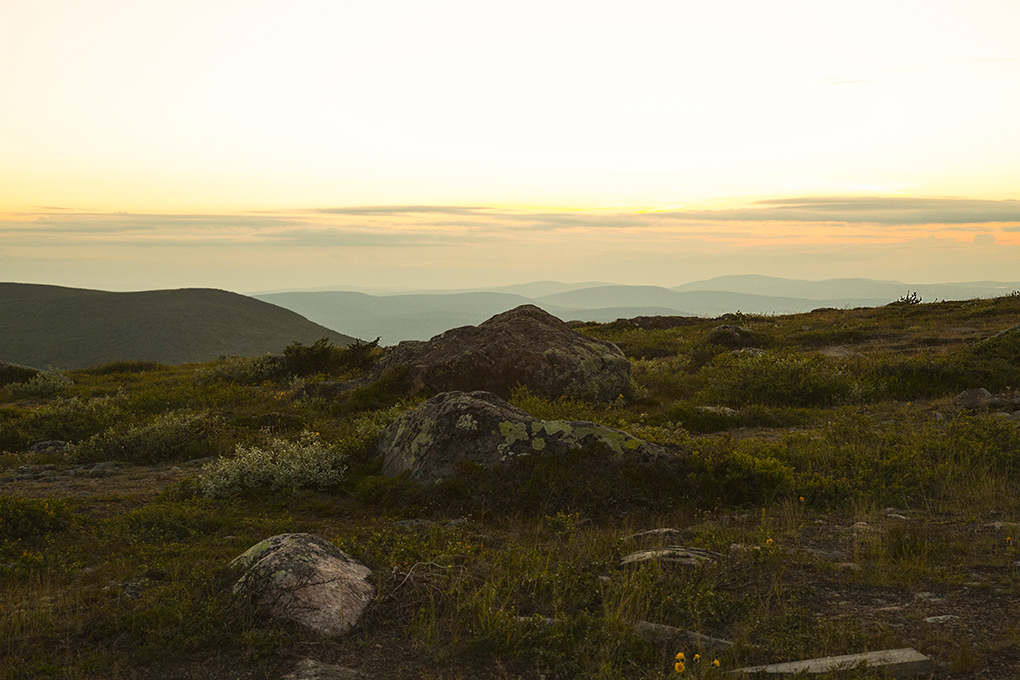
top-left (81, 360), bottom-right (165, 375)
top-left (114, 498), bottom-right (235, 543)
top-left (866, 352), bottom-right (973, 399)
top-left (685, 441), bottom-right (797, 506)
top-left (701, 351), bottom-right (865, 408)
top-left (0, 363), bottom-right (39, 387)
top-left (0, 397), bottom-right (125, 453)
top-left (0, 496), bottom-right (75, 542)
top-left (341, 365), bottom-right (408, 412)
top-left (67, 410), bottom-right (227, 464)
top-left (283, 337), bottom-right (379, 377)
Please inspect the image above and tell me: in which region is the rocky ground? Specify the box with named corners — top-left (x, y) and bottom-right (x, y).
top-left (3, 460), bottom-right (1019, 679)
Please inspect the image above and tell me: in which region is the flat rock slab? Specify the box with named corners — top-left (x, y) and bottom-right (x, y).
top-left (620, 547), bottom-right (720, 568)
top-left (731, 648), bottom-right (931, 677)
top-left (283, 659), bottom-right (363, 679)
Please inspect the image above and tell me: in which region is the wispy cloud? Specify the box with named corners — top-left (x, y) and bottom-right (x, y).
top-left (660, 197), bottom-right (1020, 225)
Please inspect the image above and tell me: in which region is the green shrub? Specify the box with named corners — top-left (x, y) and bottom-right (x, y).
top-left (197, 431), bottom-right (350, 497)
top-left (194, 355), bottom-right (284, 385)
top-left (686, 441), bottom-right (798, 505)
top-left (81, 360), bottom-right (165, 375)
top-left (67, 410), bottom-right (225, 463)
top-left (0, 363), bottom-right (39, 388)
top-left (701, 351), bottom-right (865, 408)
top-left (114, 498), bottom-right (231, 543)
top-left (8, 369), bottom-right (75, 399)
top-left (866, 352), bottom-right (971, 399)
top-left (283, 337), bottom-right (379, 377)
top-left (0, 396), bottom-right (126, 452)
top-left (0, 496), bottom-right (75, 542)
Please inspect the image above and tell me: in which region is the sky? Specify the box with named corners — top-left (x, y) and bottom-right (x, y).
top-left (2, 0), bottom-right (1019, 293)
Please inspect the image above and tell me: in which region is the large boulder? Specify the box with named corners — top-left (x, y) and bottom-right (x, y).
top-left (356, 305), bottom-right (630, 402)
top-left (377, 390), bottom-right (668, 482)
top-left (230, 533), bottom-right (374, 636)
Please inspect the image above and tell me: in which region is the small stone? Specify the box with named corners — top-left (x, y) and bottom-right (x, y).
top-left (924, 615), bottom-right (959, 624)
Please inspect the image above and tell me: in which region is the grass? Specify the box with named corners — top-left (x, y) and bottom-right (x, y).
top-left (2, 297), bottom-right (1020, 678)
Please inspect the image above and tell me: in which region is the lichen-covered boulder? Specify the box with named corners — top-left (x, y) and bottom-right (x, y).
top-left (377, 391), bottom-right (667, 482)
top-left (356, 305), bottom-right (630, 402)
top-left (230, 533), bottom-right (374, 636)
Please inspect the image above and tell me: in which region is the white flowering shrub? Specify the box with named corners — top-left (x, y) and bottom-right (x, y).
top-left (197, 431), bottom-right (348, 498)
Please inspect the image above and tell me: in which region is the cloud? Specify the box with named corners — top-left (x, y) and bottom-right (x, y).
top-left (308, 206), bottom-right (486, 216)
top-left (659, 197), bottom-right (1020, 225)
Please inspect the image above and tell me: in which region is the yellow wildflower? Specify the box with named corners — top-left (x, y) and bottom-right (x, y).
top-left (676, 652), bottom-right (685, 661)
top-left (713, 659), bottom-right (721, 667)
top-left (675, 661), bottom-right (685, 673)
top-left (766, 538), bottom-right (773, 546)
top-left (694, 654), bottom-right (701, 662)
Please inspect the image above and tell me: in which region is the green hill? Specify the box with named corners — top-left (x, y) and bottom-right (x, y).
top-left (0, 283), bottom-right (357, 369)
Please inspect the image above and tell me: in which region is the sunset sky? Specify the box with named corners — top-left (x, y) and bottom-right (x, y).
top-left (2, 1), bottom-right (1019, 292)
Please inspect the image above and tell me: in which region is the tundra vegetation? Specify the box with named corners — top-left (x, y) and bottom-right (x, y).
top-left (2, 296), bottom-right (1020, 679)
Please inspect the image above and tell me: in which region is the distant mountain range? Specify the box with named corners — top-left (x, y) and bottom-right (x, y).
top-left (6, 277), bottom-right (1018, 370)
top-left (256, 276), bottom-right (1020, 345)
top-left (0, 284), bottom-right (355, 370)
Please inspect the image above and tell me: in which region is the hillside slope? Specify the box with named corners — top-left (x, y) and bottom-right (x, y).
top-left (0, 283), bottom-right (356, 369)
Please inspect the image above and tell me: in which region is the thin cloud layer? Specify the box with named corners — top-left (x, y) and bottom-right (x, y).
top-left (662, 197), bottom-right (1020, 225)
top-left (3, 197), bottom-right (1019, 293)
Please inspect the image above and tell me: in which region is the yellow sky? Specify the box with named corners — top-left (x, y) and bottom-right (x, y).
top-left (2, 1), bottom-right (1019, 290)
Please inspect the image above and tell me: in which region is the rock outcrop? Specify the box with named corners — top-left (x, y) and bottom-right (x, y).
top-left (230, 533), bottom-right (374, 636)
top-left (377, 390), bottom-right (667, 482)
top-left (353, 305), bottom-right (631, 403)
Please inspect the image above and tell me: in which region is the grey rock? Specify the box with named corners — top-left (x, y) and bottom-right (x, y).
top-left (29, 440), bottom-right (69, 453)
top-left (230, 533), bottom-right (374, 636)
top-left (709, 324), bottom-right (761, 349)
top-left (955, 387), bottom-right (992, 409)
top-left (734, 648), bottom-right (931, 677)
top-left (378, 391), bottom-right (668, 482)
top-left (924, 615), bottom-right (959, 624)
top-left (620, 547), bottom-right (720, 568)
top-left (632, 620), bottom-right (733, 649)
top-left (283, 659), bottom-right (363, 679)
top-left (350, 305), bottom-right (631, 403)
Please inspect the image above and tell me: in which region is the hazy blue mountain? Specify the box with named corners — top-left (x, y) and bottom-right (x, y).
top-left (256, 291), bottom-right (556, 344)
top-left (535, 285), bottom-right (691, 309)
top-left (397, 281), bottom-right (613, 297)
top-left (0, 283), bottom-right (356, 370)
top-left (672, 275), bottom-right (1020, 302)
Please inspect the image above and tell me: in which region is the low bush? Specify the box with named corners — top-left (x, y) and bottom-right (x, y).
top-left (80, 360), bottom-right (165, 375)
top-left (701, 351), bottom-right (866, 408)
top-left (196, 431), bottom-right (351, 497)
top-left (0, 496), bottom-right (75, 542)
top-left (7, 370), bottom-right (75, 399)
top-left (0, 363), bottom-right (39, 388)
top-left (195, 355), bottom-right (285, 385)
top-left (0, 396), bottom-right (126, 452)
top-left (67, 410), bottom-right (226, 464)
top-left (283, 337), bottom-right (380, 377)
